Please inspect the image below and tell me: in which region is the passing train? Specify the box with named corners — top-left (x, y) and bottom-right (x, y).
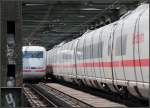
top-left (22, 46), bottom-right (46, 80)
top-left (47, 4), bottom-right (149, 99)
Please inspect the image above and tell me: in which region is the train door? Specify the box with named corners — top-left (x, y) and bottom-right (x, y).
top-left (92, 29), bottom-right (102, 88)
top-left (64, 45), bottom-right (67, 78)
top-left (69, 42), bottom-right (74, 80)
top-left (138, 7), bottom-right (149, 87)
top-left (88, 31), bottom-right (97, 87)
top-left (50, 50), bottom-right (54, 75)
top-left (67, 42), bottom-right (72, 82)
top-left (84, 34), bottom-right (93, 76)
top-left (76, 36), bottom-right (86, 80)
top-left (65, 44), bottom-right (69, 80)
top-left (73, 40), bottom-right (79, 79)
top-left (67, 43), bottom-right (71, 79)
top-left (68, 42), bottom-right (74, 81)
top-left (55, 48), bottom-right (59, 77)
top-left (137, 7), bottom-right (149, 98)
top-left (101, 25), bottom-right (117, 92)
top-left (56, 48), bottom-right (61, 77)
top-left (132, 6), bottom-right (149, 98)
top-left (98, 28), bottom-right (106, 83)
top-left (83, 34), bottom-right (91, 86)
top-left (120, 4), bottom-right (149, 98)
top-left (122, 16), bottom-right (139, 97)
top-left (112, 21), bottom-right (127, 90)
top-left (53, 49), bottom-right (58, 77)
top-left (59, 46), bottom-right (63, 80)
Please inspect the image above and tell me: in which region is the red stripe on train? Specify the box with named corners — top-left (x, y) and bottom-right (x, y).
top-left (78, 59), bottom-right (149, 67)
top-left (48, 58), bottom-right (149, 68)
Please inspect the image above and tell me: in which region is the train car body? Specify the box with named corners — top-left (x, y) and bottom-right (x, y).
top-left (47, 4), bottom-right (149, 99)
top-left (22, 46), bottom-right (46, 80)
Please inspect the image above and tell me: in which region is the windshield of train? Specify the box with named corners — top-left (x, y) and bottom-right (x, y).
top-left (23, 51), bottom-right (43, 58)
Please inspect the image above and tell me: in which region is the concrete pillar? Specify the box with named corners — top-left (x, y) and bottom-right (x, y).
top-left (0, 0), bottom-right (22, 87)
top-left (0, 0), bottom-right (22, 107)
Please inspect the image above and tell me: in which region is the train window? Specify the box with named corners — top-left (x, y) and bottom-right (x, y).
top-left (93, 43), bottom-right (99, 58)
top-left (77, 47), bottom-right (83, 59)
top-left (98, 41), bottom-right (103, 58)
top-left (23, 51), bottom-right (43, 58)
top-left (115, 37), bottom-right (121, 56)
top-left (84, 46), bottom-right (87, 59)
top-left (115, 36), bottom-right (127, 56)
top-left (63, 52), bottom-right (72, 60)
top-left (70, 43), bottom-right (74, 60)
top-left (62, 47), bottom-right (65, 60)
top-left (53, 52), bottom-right (55, 63)
top-left (121, 36), bottom-right (127, 55)
top-left (108, 42), bottom-right (111, 56)
top-left (76, 39), bottom-right (84, 60)
top-left (85, 45), bottom-right (91, 59)
top-left (82, 37), bottom-right (86, 61)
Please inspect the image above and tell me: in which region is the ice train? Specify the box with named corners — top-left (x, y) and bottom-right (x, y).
top-left (47, 4), bottom-right (149, 99)
top-left (22, 46), bottom-right (46, 80)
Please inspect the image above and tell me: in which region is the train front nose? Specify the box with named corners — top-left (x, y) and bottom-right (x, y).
top-left (23, 68), bottom-right (46, 80)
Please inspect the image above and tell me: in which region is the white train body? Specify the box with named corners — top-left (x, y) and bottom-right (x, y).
top-left (47, 4), bottom-right (149, 99)
top-left (22, 46), bottom-right (46, 80)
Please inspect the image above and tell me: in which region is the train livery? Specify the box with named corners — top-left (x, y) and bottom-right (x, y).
top-left (47, 4), bottom-right (149, 99)
top-left (22, 46), bottom-right (46, 80)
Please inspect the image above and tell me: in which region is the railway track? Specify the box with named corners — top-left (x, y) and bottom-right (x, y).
top-left (23, 83), bottom-right (93, 107)
top-left (38, 82), bottom-right (126, 107)
top-left (23, 84), bottom-right (57, 107)
top-left (37, 83), bottom-right (93, 107)
top-left (23, 82), bottom-right (148, 107)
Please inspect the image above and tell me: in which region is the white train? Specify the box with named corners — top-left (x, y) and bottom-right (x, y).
top-left (47, 4), bottom-right (149, 99)
top-left (22, 46), bottom-right (46, 80)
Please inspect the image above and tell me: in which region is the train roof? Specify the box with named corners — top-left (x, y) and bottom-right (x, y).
top-left (22, 46), bottom-right (46, 51)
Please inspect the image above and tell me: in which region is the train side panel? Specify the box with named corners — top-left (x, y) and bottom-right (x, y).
top-left (47, 4), bottom-right (149, 100)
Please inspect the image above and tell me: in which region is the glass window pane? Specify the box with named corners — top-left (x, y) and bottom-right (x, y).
top-left (115, 37), bottom-right (121, 56)
top-left (122, 36), bottom-right (127, 55)
top-left (23, 51), bottom-right (43, 58)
